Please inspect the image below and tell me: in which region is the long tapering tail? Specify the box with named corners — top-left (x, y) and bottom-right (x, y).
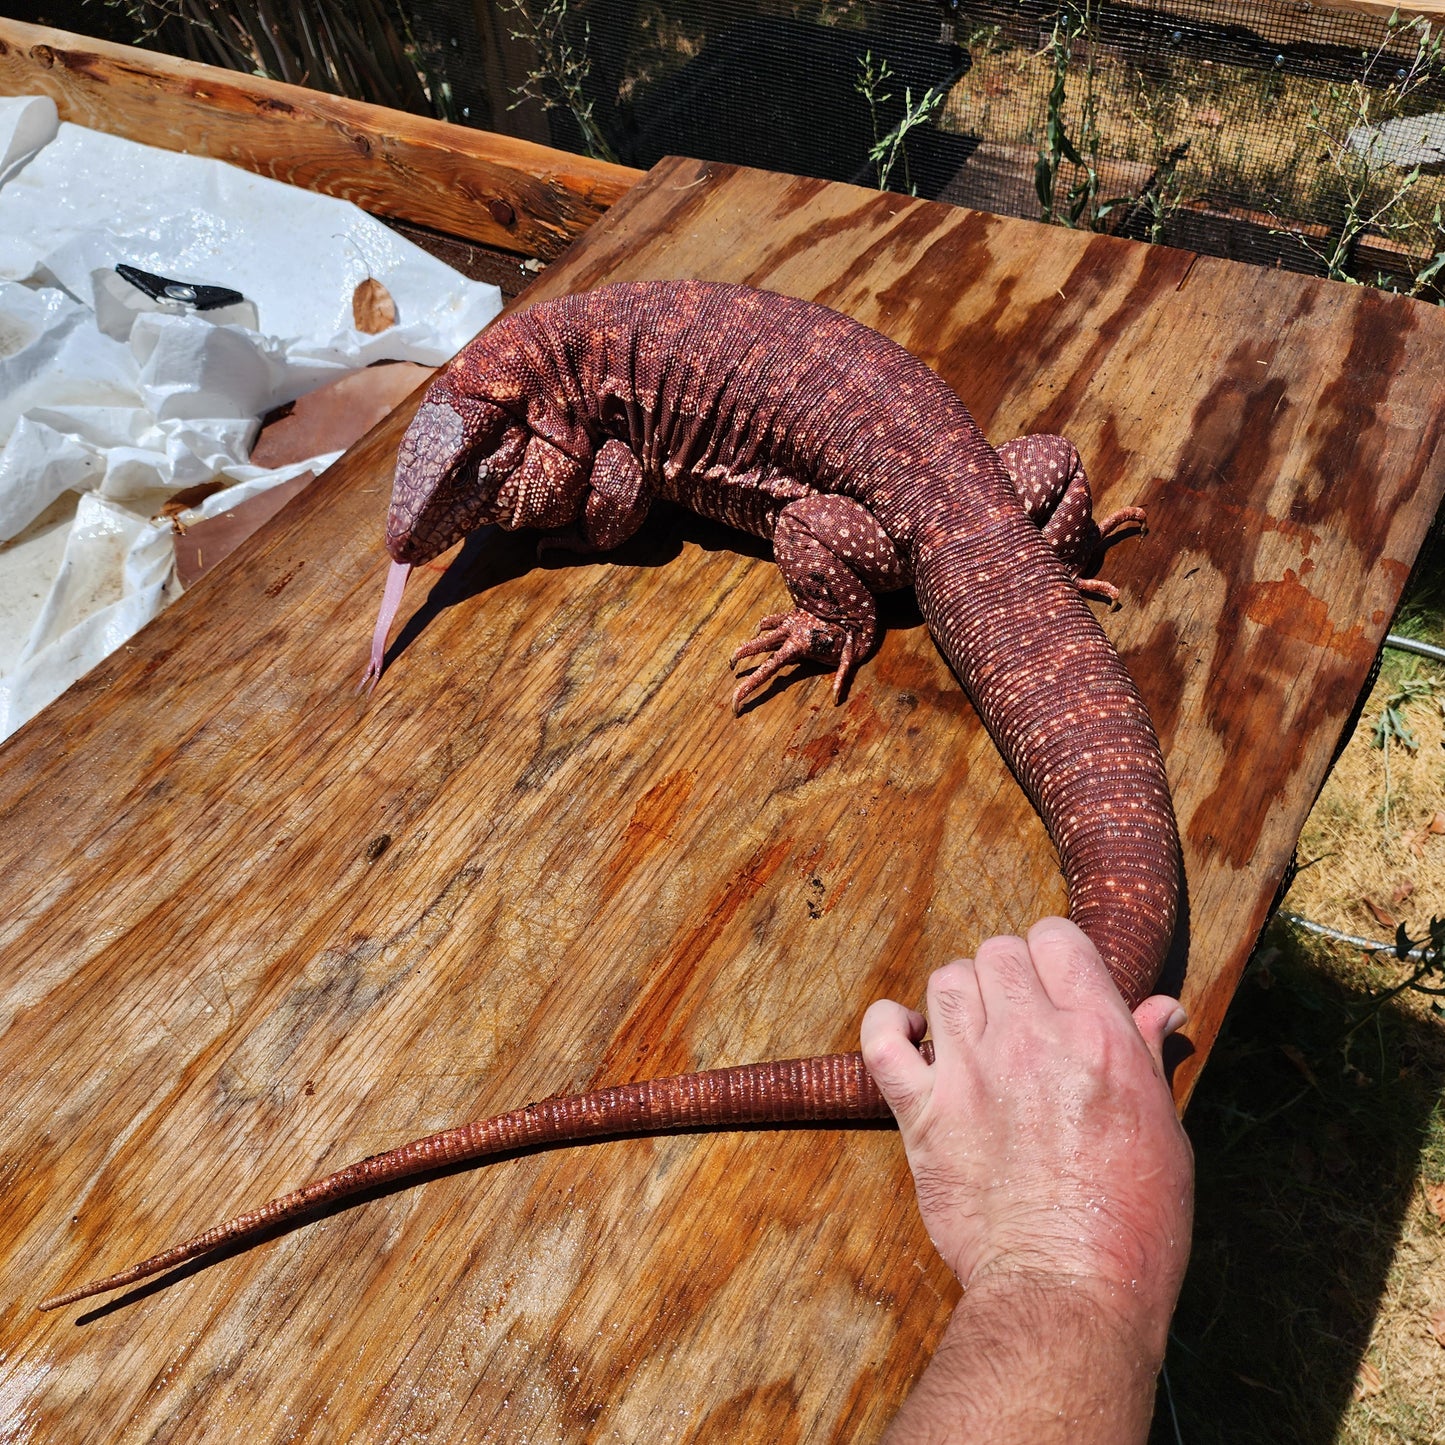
top-left (40, 1048), bottom-right (922, 1311)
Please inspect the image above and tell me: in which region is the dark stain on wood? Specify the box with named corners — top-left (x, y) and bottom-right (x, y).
top-left (1120, 617), bottom-right (1188, 759)
top-left (264, 566), bottom-right (302, 598)
top-left (600, 770), bottom-right (696, 907)
top-left (597, 833), bottom-right (795, 1081)
top-left (1298, 290), bottom-right (1415, 553)
top-left (1243, 569), bottom-right (1374, 664)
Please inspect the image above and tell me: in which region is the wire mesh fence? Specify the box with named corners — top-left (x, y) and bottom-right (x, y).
top-left (99, 0), bottom-right (1445, 294)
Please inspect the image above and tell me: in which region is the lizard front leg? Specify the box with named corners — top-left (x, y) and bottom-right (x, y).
top-left (538, 438), bottom-right (653, 557)
top-left (731, 494), bottom-right (906, 712)
top-left (998, 434), bottom-right (1145, 603)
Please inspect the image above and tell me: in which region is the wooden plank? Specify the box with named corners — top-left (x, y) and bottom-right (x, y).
top-left (1292, 0), bottom-right (1445, 22)
top-left (382, 216), bottom-right (545, 298)
top-left (2, 158), bottom-right (1443, 1439)
top-left (1109, 0), bottom-right (1445, 45)
top-left (937, 139), bottom-right (1156, 228)
top-left (1350, 229), bottom-right (1444, 298)
top-left (974, 0), bottom-right (1441, 69)
top-left (0, 17), bottom-right (642, 259)
top-left (1161, 201), bottom-right (1335, 275)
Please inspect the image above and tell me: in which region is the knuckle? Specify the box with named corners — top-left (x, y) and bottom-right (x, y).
top-left (930, 959), bottom-right (970, 990)
top-left (974, 934), bottom-right (1028, 967)
top-left (930, 983), bottom-right (973, 1036)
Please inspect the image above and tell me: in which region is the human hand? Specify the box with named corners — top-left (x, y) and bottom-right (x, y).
top-left (860, 917), bottom-right (1192, 1355)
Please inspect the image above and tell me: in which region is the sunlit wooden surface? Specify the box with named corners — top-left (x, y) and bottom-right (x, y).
top-left (3, 156), bottom-right (1444, 1441)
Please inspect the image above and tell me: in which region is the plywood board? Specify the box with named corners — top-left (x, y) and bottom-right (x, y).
top-left (3, 157), bottom-right (1444, 1440)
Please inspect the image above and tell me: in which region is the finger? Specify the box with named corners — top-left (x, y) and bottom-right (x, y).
top-left (1025, 916), bottom-right (1127, 1013)
top-left (972, 932), bottom-right (1049, 1020)
top-left (924, 958), bottom-right (986, 1058)
top-left (1131, 995), bottom-right (1188, 1074)
top-left (861, 998), bottom-right (932, 1125)
top-left (861, 998), bottom-right (928, 1048)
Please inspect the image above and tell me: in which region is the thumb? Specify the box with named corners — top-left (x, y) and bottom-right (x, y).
top-left (860, 998), bottom-right (931, 1126)
top-left (1131, 995), bottom-right (1188, 1074)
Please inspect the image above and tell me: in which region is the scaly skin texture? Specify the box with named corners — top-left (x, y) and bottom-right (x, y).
top-left (41, 281), bottom-right (1179, 1311)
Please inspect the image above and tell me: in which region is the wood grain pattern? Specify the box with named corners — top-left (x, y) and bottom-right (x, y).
top-left (0, 17), bottom-right (642, 259)
top-left (1110, 0), bottom-right (1445, 41)
top-left (1283, 0), bottom-right (1445, 21)
top-left (2, 158), bottom-right (1443, 1440)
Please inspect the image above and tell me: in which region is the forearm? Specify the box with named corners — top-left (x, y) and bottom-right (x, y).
top-left (882, 1274), bottom-right (1166, 1445)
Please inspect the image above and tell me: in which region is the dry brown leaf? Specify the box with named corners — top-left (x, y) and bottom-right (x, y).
top-left (1403, 811), bottom-right (1445, 856)
top-left (1353, 1360), bottom-right (1385, 1400)
top-left (1362, 896), bottom-right (1397, 929)
top-left (1392, 879), bottom-right (1416, 906)
top-left (154, 479), bottom-right (230, 531)
top-left (1425, 1179), bottom-right (1445, 1222)
top-left (1428, 1308), bottom-right (1445, 1348)
top-left (352, 277), bottom-right (396, 333)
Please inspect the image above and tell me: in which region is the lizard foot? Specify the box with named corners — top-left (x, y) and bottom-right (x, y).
top-left (730, 610), bottom-right (859, 713)
top-left (1074, 507), bottom-right (1146, 606)
top-left (535, 527), bottom-right (596, 562)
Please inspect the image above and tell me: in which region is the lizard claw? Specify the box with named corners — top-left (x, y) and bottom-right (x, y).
top-left (730, 610), bottom-right (858, 712)
top-left (536, 527), bottom-right (595, 562)
top-left (1095, 505), bottom-right (1147, 541)
top-left (1075, 575), bottom-right (1122, 607)
top-left (1075, 506), bottom-right (1145, 608)
top-left (729, 613), bottom-right (791, 669)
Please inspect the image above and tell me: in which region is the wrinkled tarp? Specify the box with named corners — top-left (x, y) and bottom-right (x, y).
top-left (0, 96), bottom-right (500, 740)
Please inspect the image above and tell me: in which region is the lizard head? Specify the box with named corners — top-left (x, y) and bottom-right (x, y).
top-left (385, 389), bottom-right (529, 565)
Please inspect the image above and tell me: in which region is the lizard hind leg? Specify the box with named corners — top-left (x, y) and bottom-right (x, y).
top-left (997, 434), bottom-right (1144, 603)
top-left (730, 494), bottom-right (905, 713)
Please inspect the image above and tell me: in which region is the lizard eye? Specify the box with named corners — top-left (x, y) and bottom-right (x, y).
top-left (388, 394), bottom-right (526, 560)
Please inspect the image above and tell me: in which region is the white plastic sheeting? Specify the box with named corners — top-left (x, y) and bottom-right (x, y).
top-left (0, 97), bottom-right (501, 740)
top-left (1348, 111), bottom-right (1445, 171)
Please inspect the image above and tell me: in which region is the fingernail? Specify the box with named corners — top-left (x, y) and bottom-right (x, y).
top-left (1164, 1006), bottom-right (1188, 1036)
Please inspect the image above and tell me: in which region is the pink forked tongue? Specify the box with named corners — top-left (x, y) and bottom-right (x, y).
top-left (359, 560), bottom-right (412, 693)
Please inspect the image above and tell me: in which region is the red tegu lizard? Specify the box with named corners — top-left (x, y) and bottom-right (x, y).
top-left (41, 280), bottom-right (1180, 1311)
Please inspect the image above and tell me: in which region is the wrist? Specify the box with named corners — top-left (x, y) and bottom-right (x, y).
top-left (961, 1265), bottom-right (1173, 1372)
top-left (883, 1270), bottom-right (1166, 1445)
top-left (952, 1204), bottom-right (1189, 1365)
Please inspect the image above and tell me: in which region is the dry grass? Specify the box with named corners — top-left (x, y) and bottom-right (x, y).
top-left (1159, 932), bottom-right (1445, 1443)
top-left (1351, 1222), bottom-right (1445, 1444)
top-left (941, 30), bottom-right (1445, 254)
top-left (1286, 652), bottom-right (1445, 1441)
top-left (1157, 635), bottom-right (1445, 1443)
top-left (1293, 662), bottom-right (1445, 946)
